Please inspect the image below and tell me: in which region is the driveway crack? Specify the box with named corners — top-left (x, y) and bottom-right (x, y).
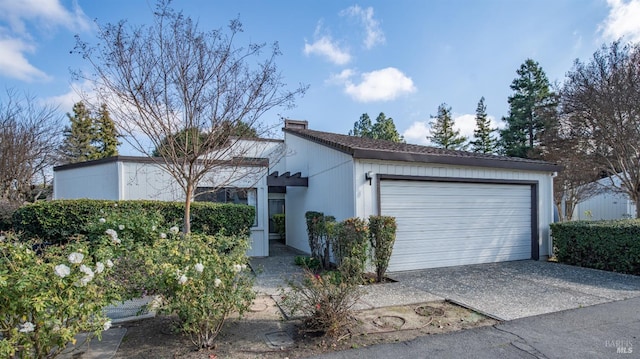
top-left (493, 325), bottom-right (549, 359)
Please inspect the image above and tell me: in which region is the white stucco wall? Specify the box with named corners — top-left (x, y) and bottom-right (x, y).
top-left (354, 159), bottom-right (556, 258)
top-left (283, 133), bottom-right (356, 253)
top-left (54, 161), bottom-right (119, 200)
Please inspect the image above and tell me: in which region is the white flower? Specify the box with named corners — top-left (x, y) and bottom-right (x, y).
top-left (68, 252), bottom-right (84, 264)
top-left (106, 259), bottom-right (114, 268)
top-left (241, 264), bottom-right (247, 271)
top-left (79, 264), bottom-right (94, 278)
top-left (0, 235), bottom-right (6, 242)
top-left (113, 203), bottom-right (118, 207)
top-left (99, 218), bottom-right (106, 223)
top-left (214, 278), bottom-right (222, 287)
top-left (194, 263), bottom-right (204, 273)
top-left (160, 233), bottom-right (167, 239)
top-left (77, 276), bottom-right (92, 286)
top-left (118, 224), bottom-right (125, 230)
top-left (19, 321), bottom-right (35, 333)
top-left (103, 320), bottom-right (112, 331)
top-left (54, 264), bottom-right (71, 278)
top-left (233, 264), bottom-right (243, 273)
top-left (169, 226), bottom-right (179, 234)
top-left (178, 275), bottom-right (188, 285)
top-left (105, 229), bottom-right (120, 244)
top-left (151, 225), bottom-right (157, 231)
top-left (95, 262), bottom-right (105, 274)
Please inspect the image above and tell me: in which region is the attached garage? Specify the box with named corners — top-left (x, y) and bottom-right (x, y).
top-left (380, 178), bottom-right (537, 272)
top-left (282, 123), bottom-right (561, 270)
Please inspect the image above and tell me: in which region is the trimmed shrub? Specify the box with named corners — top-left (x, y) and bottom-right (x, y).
top-left (273, 213), bottom-right (286, 240)
top-left (12, 199), bottom-right (254, 244)
top-left (369, 216), bottom-right (397, 282)
top-left (551, 220), bottom-right (640, 275)
top-left (333, 217), bottom-right (369, 283)
top-left (0, 201), bottom-right (21, 231)
top-left (305, 211), bottom-right (335, 270)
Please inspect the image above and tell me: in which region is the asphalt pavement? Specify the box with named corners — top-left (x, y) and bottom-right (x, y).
top-left (309, 296), bottom-right (639, 359)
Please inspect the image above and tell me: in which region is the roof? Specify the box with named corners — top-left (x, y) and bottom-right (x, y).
top-left (54, 155), bottom-right (269, 171)
top-left (283, 127), bottom-right (562, 172)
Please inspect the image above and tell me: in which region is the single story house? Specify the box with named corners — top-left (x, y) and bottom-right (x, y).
top-left (573, 175), bottom-right (637, 220)
top-left (54, 120), bottom-right (561, 271)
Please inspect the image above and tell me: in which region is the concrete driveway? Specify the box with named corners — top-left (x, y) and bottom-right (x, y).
top-left (388, 260), bottom-right (640, 321)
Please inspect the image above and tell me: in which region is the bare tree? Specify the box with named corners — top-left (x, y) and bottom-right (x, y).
top-left (73, 0), bottom-right (306, 232)
top-left (562, 41), bottom-right (640, 217)
top-left (0, 89), bottom-right (60, 204)
top-left (541, 113), bottom-right (603, 221)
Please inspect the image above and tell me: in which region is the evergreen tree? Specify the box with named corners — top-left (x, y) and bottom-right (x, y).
top-left (470, 97), bottom-right (496, 153)
top-left (349, 113), bottom-right (373, 138)
top-left (59, 102), bottom-right (97, 163)
top-left (371, 112), bottom-right (404, 142)
top-left (59, 102), bottom-right (120, 163)
top-left (349, 112), bottom-right (404, 143)
top-left (94, 104), bottom-right (120, 158)
top-left (499, 59), bottom-right (557, 158)
top-left (428, 103), bottom-right (468, 150)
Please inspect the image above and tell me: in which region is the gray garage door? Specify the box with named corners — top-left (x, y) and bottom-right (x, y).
top-left (381, 180), bottom-right (533, 271)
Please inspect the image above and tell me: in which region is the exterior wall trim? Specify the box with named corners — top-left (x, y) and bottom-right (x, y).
top-left (375, 174), bottom-right (540, 261)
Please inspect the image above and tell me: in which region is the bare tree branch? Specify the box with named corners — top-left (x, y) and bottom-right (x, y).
top-left (73, 0), bottom-right (306, 232)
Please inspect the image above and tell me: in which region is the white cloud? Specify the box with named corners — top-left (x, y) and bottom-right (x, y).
top-left (304, 35), bottom-right (351, 65)
top-left (600, 0), bottom-right (640, 42)
top-left (42, 80), bottom-right (95, 111)
top-left (335, 67), bottom-right (416, 102)
top-left (0, 35), bottom-right (49, 81)
top-left (403, 114), bottom-right (502, 147)
top-left (340, 5), bottom-right (385, 49)
top-left (0, 0), bottom-right (91, 81)
top-left (0, 0), bottom-right (91, 34)
top-left (402, 121), bottom-right (430, 145)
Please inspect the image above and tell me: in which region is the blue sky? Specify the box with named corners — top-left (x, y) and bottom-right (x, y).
top-left (1, 0), bottom-right (639, 154)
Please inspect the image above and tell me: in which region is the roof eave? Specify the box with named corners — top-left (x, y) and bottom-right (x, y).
top-left (352, 149), bottom-right (562, 172)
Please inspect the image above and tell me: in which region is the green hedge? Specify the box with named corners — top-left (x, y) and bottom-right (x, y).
top-left (12, 199), bottom-right (255, 244)
top-left (551, 220), bottom-right (640, 275)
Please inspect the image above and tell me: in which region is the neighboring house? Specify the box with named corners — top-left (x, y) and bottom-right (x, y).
top-left (54, 120), bottom-right (561, 271)
top-left (573, 175), bottom-right (637, 220)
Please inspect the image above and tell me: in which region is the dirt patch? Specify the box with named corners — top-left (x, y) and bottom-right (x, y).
top-left (113, 296), bottom-right (497, 358)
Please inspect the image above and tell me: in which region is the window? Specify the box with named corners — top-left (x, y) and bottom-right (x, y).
top-left (195, 187), bottom-right (258, 226)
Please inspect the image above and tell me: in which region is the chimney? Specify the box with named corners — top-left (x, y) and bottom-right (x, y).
top-left (284, 119), bottom-right (308, 129)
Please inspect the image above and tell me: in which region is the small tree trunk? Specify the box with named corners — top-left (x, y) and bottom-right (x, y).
top-left (635, 197), bottom-right (640, 219)
top-left (184, 183), bottom-right (193, 234)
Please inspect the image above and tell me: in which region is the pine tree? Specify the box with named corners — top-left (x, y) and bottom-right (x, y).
top-left (94, 104), bottom-right (120, 158)
top-left (428, 104), bottom-right (468, 150)
top-left (470, 97), bottom-right (496, 153)
top-left (349, 113), bottom-right (373, 138)
top-left (499, 59), bottom-right (558, 158)
top-left (59, 102), bottom-right (120, 163)
top-left (59, 102), bottom-right (97, 163)
top-left (349, 112), bottom-right (404, 143)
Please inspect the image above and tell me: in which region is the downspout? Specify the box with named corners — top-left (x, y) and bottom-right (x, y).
top-left (550, 171), bottom-right (558, 258)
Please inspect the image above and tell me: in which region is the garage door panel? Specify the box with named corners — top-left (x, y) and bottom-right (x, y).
top-left (381, 180), bottom-right (533, 271)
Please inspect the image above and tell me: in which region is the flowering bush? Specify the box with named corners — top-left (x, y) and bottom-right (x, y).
top-left (279, 269), bottom-right (360, 337)
top-left (145, 233), bottom-right (255, 349)
top-left (84, 211), bottom-right (166, 299)
top-left (0, 233), bottom-right (119, 358)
